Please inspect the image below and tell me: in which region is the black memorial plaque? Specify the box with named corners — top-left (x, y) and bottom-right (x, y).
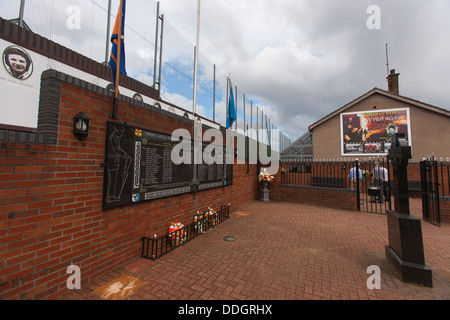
top-left (102, 122), bottom-right (193, 209)
top-left (102, 122), bottom-right (233, 210)
top-left (197, 141), bottom-right (227, 191)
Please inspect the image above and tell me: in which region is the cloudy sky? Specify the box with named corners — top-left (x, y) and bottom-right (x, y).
top-left (1, 0), bottom-right (449, 142)
top-left (156, 0), bottom-right (450, 141)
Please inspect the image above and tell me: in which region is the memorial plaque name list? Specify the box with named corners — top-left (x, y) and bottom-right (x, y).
top-left (102, 122), bottom-right (233, 210)
top-left (197, 141), bottom-right (229, 191)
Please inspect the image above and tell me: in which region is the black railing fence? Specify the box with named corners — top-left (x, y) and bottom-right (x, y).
top-left (280, 157), bottom-right (392, 214)
top-left (281, 156), bottom-right (450, 219)
top-left (357, 157), bottom-right (392, 214)
top-left (281, 158), bottom-right (390, 188)
top-left (280, 159), bottom-right (349, 188)
top-left (141, 204), bottom-right (231, 260)
top-left (420, 157), bottom-right (449, 227)
top-left (436, 158), bottom-right (450, 198)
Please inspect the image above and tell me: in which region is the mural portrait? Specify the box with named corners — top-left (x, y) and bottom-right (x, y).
top-left (2, 45), bottom-right (34, 80)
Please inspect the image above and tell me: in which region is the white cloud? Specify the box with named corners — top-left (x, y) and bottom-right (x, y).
top-left (2, 0), bottom-right (448, 142)
top-left (157, 0), bottom-right (450, 141)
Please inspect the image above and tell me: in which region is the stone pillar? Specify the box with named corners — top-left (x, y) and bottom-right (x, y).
top-left (385, 133), bottom-right (432, 287)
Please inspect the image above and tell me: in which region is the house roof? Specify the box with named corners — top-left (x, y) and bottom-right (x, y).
top-left (308, 87), bottom-right (450, 131)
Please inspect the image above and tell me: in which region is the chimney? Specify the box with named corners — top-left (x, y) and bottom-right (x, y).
top-left (387, 69), bottom-right (400, 94)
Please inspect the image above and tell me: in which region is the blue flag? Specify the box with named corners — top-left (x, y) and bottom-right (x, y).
top-left (226, 85), bottom-right (236, 129)
top-left (109, 0), bottom-right (127, 87)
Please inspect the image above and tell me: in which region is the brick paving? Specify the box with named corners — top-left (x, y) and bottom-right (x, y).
top-left (60, 199), bottom-right (450, 300)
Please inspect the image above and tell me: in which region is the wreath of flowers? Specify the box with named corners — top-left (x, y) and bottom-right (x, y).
top-left (194, 208), bottom-right (219, 233)
top-left (168, 222), bottom-right (185, 246)
top-left (258, 169), bottom-right (274, 182)
top-left (194, 212), bottom-right (202, 233)
top-left (208, 208), bottom-right (219, 228)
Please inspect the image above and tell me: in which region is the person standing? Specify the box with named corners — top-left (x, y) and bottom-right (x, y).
top-left (348, 165), bottom-right (362, 190)
top-left (371, 162), bottom-right (389, 202)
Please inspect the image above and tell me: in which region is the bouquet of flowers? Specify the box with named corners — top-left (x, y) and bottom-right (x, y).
top-left (258, 169), bottom-right (274, 182)
top-left (362, 170), bottom-right (372, 181)
top-left (168, 222), bottom-right (185, 246)
top-left (280, 168), bottom-right (286, 175)
top-left (208, 207), bottom-right (219, 226)
top-left (194, 208), bottom-right (219, 234)
top-left (194, 211), bottom-right (203, 233)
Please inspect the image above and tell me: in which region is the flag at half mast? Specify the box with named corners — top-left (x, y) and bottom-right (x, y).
top-left (109, 0), bottom-right (127, 89)
top-left (226, 79), bottom-right (236, 129)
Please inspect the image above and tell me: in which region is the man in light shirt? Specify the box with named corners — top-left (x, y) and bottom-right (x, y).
top-left (348, 165), bottom-right (362, 190)
top-left (371, 162), bottom-right (389, 202)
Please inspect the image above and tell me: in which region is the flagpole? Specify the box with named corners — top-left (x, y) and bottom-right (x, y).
top-left (104, 0), bottom-right (112, 64)
top-left (193, 0), bottom-right (201, 117)
top-left (235, 85), bottom-right (238, 131)
top-left (153, 1), bottom-right (160, 89)
top-left (115, 0), bottom-right (124, 97)
top-left (112, 0), bottom-right (124, 119)
top-left (227, 74), bottom-right (231, 129)
top-left (226, 75), bottom-right (229, 128)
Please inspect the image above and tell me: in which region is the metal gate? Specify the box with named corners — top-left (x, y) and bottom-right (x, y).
top-left (420, 159), bottom-right (441, 226)
top-left (356, 157), bottom-right (391, 215)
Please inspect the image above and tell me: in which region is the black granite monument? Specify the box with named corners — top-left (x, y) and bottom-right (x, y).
top-left (385, 133), bottom-right (432, 287)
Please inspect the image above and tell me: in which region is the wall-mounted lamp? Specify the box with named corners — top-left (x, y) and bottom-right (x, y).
top-left (73, 112), bottom-right (90, 141)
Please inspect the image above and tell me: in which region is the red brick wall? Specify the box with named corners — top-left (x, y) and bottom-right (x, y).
top-left (271, 185), bottom-right (357, 211)
top-left (0, 70), bottom-right (259, 299)
top-left (267, 171), bottom-right (358, 211)
top-left (441, 199), bottom-right (450, 221)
